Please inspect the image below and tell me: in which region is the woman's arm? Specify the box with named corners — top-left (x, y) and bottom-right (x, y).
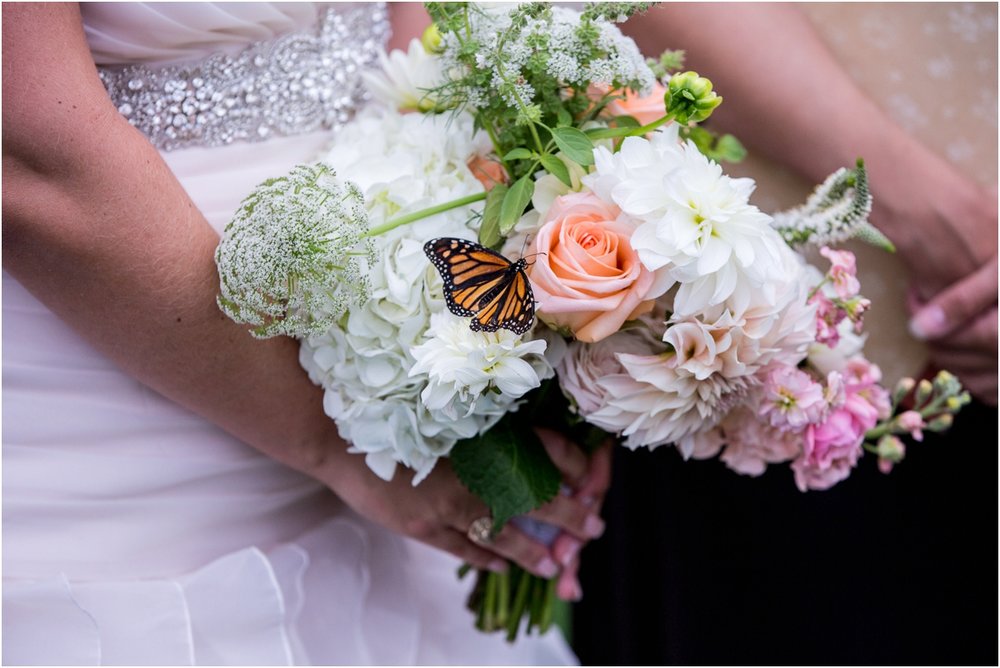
top-left (624, 4), bottom-right (996, 297)
top-left (2, 2), bottom-right (605, 584)
top-left (624, 4), bottom-right (997, 402)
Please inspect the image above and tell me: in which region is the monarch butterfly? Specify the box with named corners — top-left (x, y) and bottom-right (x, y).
top-left (423, 237), bottom-right (536, 335)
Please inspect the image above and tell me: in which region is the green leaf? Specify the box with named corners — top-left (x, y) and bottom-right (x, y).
top-left (538, 154), bottom-right (572, 187)
top-left (478, 184), bottom-right (508, 248)
top-left (584, 125), bottom-right (636, 140)
top-left (712, 134), bottom-right (747, 163)
top-left (556, 107), bottom-right (573, 128)
top-left (550, 126), bottom-right (595, 166)
top-left (612, 114), bottom-right (641, 129)
top-left (499, 175), bottom-right (534, 235)
top-left (503, 147), bottom-right (533, 162)
top-left (450, 416), bottom-right (562, 530)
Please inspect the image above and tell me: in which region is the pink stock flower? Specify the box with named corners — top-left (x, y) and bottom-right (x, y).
top-left (718, 406), bottom-right (801, 477)
top-left (846, 297), bottom-right (871, 333)
top-left (820, 246), bottom-right (860, 299)
top-left (896, 410), bottom-right (925, 441)
top-left (759, 366), bottom-right (827, 432)
top-left (527, 192), bottom-right (668, 343)
top-left (809, 291), bottom-right (846, 347)
top-left (791, 358), bottom-right (888, 491)
top-left (844, 358), bottom-right (892, 420)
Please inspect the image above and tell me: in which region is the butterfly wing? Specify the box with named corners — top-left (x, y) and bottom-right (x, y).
top-left (468, 265), bottom-right (535, 335)
top-left (424, 237), bottom-right (535, 334)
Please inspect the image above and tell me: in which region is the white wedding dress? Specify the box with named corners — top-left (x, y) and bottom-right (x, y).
top-left (1, 3), bottom-right (576, 665)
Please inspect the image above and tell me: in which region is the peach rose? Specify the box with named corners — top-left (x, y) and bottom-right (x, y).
top-left (527, 191), bottom-right (668, 343)
top-left (606, 82), bottom-right (668, 126)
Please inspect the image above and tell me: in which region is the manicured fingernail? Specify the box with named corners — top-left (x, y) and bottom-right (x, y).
top-left (579, 495), bottom-right (596, 508)
top-left (535, 556), bottom-right (558, 578)
top-left (572, 579), bottom-right (583, 602)
top-left (909, 305), bottom-right (946, 340)
top-left (584, 514), bottom-right (605, 538)
top-left (559, 539), bottom-right (581, 567)
top-left (487, 559), bottom-right (508, 573)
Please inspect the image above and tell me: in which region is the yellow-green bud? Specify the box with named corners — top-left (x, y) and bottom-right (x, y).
top-left (892, 377), bottom-right (916, 404)
top-left (875, 434), bottom-right (906, 463)
top-left (927, 413), bottom-right (954, 431)
top-left (666, 71), bottom-right (722, 124)
top-left (915, 378), bottom-right (934, 404)
top-left (932, 369), bottom-right (962, 394)
top-left (421, 24), bottom-right (443, 54)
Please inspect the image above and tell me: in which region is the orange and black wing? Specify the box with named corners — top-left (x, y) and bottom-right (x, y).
top-left (467, 266), bottom-right (535, 335)
top-left (423, 237), bottom-right (535, 334)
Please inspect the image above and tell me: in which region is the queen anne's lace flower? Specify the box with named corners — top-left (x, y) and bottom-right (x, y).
top-left (299, 109), bottom-right (500, 484)
top-left (216, 164), bottom-right (373, 338)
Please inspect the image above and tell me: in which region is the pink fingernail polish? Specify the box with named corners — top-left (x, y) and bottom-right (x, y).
top-left (536, 557), bottom-right (558, 578)
top-left (559, 539), bottom-right (581, 567)
top-left (488, 559), bottom-right (508, 573)
top-left (572, 580), bottom-right (583, 602)
top-left (909, 305), bottom-right (947, 340)
top-left (584, 514), bottom-right (605, 538)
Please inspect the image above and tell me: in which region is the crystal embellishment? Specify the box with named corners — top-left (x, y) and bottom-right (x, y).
top-left (98, 5), bottom-right (390, 152)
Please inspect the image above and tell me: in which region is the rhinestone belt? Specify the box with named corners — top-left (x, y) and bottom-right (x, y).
top-left (98, 5), bottom-right (390, 151)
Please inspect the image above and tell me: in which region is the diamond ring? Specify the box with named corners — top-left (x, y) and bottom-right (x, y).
top-left (466, 516), bottom-right (495, 545)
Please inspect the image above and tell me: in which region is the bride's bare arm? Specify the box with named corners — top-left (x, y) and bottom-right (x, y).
top-left (3, 2), bottom-right (339, 481)
top-left (3, 3), bottom-right (605, 586)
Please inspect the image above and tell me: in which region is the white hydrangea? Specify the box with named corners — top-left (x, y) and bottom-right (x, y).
top-left (300, 109), bottom-right (504, 484)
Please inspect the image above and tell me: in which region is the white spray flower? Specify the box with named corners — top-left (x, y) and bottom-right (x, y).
top-left (410, 311), bottom-right (553, 420)
top-left (585, 125), bottom-right (786, 308)
top-left (362, 39), bottom-right (450, 113)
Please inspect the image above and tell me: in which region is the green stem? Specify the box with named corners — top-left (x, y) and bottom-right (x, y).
top-left (587, 112), bottom-right (677, 141)
top-left (539, 577), bottom-right (557, 633)
top-left (630, 112), bottom-right (676, 136)
top-left (506, 568), bottom-right (531, 643)
top-left (496, 568), bottom-right (510, 628)
top-left (364, 192), bottom-right (488, 237)
top-left (481, 571), bottom-right (497, 631)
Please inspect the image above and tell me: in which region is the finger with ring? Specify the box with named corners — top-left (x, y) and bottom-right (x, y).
top-left (467, 516), bottom-right (495, 545)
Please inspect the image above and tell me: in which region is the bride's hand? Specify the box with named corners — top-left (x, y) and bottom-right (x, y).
top-left (529, 429), bottom-right (613, 602)
top-left (320, 431), bottom-right (609, 582)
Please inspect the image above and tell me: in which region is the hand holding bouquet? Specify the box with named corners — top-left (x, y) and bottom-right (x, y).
top-left (215, 2), bottom-right (968, 641)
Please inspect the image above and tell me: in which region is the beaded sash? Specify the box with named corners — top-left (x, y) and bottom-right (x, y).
top-left (97, 5), bottom-right (390, 151)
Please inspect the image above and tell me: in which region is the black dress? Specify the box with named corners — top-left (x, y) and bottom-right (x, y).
top-left (573, 401), bottom-right (998, 665)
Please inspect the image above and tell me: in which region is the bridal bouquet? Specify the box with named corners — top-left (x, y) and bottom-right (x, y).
top-left (215, 2), bottom-right (968, 640)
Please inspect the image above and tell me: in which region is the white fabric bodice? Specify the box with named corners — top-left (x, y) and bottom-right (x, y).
top-left (2, 4), bottom-right (575, 664)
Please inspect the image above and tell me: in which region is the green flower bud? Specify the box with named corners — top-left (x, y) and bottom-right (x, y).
top-left (875, 434), bottom-right (906, 463)
top-left (892, 377), bottom-right (916, 405)
top-left (666, 71), bottom-right (722, 124)
top-left (421, 23), bottom-right (444, 54)
top-left (926, 413), bottom-right (954, 431)
top-left (932, 369), bottom-right (962, 395)
top-left (915, 378), bottom-right (934, 405)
